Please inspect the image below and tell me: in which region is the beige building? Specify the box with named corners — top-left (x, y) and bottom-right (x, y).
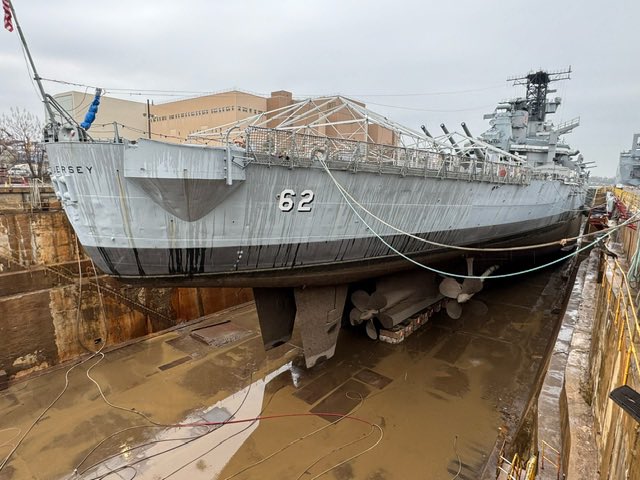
top-left (150, 90), bottom-right (267, 141)
top-left (54, 89), bottom-right (395, 145)
top-left (54, 91), bottom-right (148, 141)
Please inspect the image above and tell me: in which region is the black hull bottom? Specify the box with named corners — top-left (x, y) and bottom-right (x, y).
top-left (87, 216), bottom-right (584, 288)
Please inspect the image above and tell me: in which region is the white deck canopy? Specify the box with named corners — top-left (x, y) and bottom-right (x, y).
top-left (188, 95), bottom-right (524, 164)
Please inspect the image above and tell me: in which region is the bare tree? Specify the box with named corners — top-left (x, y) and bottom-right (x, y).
top-left (0, 107), bottom-right (46, 179)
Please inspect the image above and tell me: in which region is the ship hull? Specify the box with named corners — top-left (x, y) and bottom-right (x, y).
top-left (46, 139), bottom-right (586, 287)
top-left (83, 215), bottom-right (582, 287)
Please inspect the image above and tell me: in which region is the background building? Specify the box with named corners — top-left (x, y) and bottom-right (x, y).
top-left (150, 90), bottom-right (267, 141)
top-left (53, 89), bottom-right (395, 145)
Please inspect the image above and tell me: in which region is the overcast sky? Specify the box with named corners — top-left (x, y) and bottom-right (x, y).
top-left (1, 0), bottom-right (638, 176)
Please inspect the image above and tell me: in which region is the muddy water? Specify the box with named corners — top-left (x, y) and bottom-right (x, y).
top-left (216, 270), bottom-right (563, 480)
top-left (0, 268), bottom-right (567, 480)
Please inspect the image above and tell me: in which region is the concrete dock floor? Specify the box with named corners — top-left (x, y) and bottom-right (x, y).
top-left (0, 266), bottom-right (570, 480)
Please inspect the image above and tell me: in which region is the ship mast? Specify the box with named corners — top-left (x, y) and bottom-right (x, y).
top-left (507, 67), bottom-right (572, 122)
top-left (7, 1), bottom-right (56, 123)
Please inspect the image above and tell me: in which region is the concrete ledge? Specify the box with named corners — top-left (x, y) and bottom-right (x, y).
top-left (537, 251), bottom-right (599, 479)
top-left (562, 252), bottom-right (598, 479)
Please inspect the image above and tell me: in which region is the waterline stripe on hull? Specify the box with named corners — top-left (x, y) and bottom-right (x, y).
top-left (87, 215), bottom-right (582, 287)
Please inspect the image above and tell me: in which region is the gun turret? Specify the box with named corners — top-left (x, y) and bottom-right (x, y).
top-left (420, 124), bottom-right (433, 138)
top-left (461, 122), bottom-right (485, 161)
top-left (440, 123), bottom-right (463, 157)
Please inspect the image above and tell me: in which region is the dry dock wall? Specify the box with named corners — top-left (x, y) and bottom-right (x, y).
top-left (0, 187), bottom-right (252, 380)
top-left (585, 216), bottom-right (640, 479)
top-left (553, 188), bottom-right (640, 480)
top-left (587, 259), bottom-right (640, 479)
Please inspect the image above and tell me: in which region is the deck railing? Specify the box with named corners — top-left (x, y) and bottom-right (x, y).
top-left (245, 126), bottom-right (582, 186)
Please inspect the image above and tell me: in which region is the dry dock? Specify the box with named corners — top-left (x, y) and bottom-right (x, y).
top-left (1, 265), bottom-right (571, 479)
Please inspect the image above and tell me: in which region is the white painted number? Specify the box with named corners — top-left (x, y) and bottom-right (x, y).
top-left (298, 189), bottom-right (315, 212)
top-left (278, 189), bottom-right (315, 212)
top-left (278, 189), bottom-right (295, 212)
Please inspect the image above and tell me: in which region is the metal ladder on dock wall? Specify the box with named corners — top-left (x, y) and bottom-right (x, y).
top-left (496, 441), bottom-right (538, 480)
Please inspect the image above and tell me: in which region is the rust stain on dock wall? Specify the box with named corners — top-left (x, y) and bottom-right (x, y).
top-left (0, 188), bottom-right (252, 381)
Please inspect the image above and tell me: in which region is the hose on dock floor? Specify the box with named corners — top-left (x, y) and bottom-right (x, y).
top-left (75, 391), bottom-right (383, 480)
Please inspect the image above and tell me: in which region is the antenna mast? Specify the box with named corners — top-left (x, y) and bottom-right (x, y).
top-left (507, 67), bottom-right (572, 122)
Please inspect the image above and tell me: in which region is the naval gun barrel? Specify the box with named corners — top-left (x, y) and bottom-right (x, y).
top-left (461, 122), bottom-right (485, 161)
top-left (440, 123), bottom-right (464, 157)
top-left (420, 124), bottom-right (433, 138)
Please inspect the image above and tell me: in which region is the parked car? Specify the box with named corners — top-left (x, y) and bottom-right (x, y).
top-left (8, 165), bottom-right (31, 177)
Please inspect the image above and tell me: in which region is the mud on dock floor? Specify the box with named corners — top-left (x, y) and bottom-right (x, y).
top-left (0, 265), bottom-right (572, 480)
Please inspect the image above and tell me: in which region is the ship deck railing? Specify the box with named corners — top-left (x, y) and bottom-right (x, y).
top-left (244, 127), bottom-right (582, 186)
top-left (77, 124), bottom-right (582, 186)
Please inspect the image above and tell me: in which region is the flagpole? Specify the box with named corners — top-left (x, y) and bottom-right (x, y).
top-left (6, 0), bottom-right (56, 122)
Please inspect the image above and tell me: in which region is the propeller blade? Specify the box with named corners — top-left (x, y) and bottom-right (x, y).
top-left (365, 320), bottom-right (379, 340)
top-left (466, 299), bottom-right (489, 316)
top-left (439, 277), bottom-right (462, 298)
top-left (351, 290), bottom-right (371, 311)
top-left (460, 277), bottom-right (483, 295)
top-left (349, 308), bottom-right (364, 326)
top-left (368, 291), bottom-right (388, 311)
top-left (445, 300), bottom-right (463, 319)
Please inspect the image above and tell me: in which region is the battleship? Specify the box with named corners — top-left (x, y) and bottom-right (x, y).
top-left (616, 133), bottom-right (640, 186)
top-left (38, 67), bottom-right (588, 365)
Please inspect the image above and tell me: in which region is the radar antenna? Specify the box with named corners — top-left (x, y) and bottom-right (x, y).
top-left (507, 67), bottom-right (571, 122)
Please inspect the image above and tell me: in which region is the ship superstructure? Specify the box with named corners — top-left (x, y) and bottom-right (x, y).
top-left (480, 69), bottom-right (583, 169)
top-left (616, 134), bottom-right (640, 186)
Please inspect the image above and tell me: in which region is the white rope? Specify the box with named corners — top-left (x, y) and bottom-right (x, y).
top-left (319, 159), bottom-right (608, 252)
top-left (318, 157), bottom-right (629, 280)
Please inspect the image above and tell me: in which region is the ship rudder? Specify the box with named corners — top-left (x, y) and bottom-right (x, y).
top-left (253, 287), bottom-right (296, 349)
top-left (294, 284), bottom-right (348, 368)
top-left (253, 284), bottom-right (348, 368)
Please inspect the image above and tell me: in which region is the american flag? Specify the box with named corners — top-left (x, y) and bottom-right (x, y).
top-left (3, 0), bottom-right (13, 32)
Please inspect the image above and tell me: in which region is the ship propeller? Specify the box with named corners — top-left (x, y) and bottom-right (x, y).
top-left (439, 258), bottom-right (498, 319)
top-left (349, 292), bottom-right (381, 339)
top-left (349, 290), bottom-right (383, 324)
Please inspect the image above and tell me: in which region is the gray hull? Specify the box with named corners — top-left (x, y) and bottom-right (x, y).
top-left (46, 138), bottom-right (586, 287)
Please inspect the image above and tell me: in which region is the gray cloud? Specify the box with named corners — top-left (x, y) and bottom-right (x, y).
top-left (1, 0), bottom-right (638, 176)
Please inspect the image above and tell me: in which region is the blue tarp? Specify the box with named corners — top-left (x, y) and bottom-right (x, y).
top-left (80, 90), bottom-right (101, 130)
